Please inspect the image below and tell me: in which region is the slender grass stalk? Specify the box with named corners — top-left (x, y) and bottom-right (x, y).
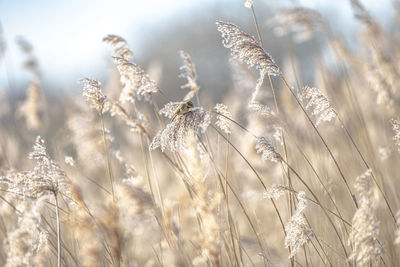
top-left (54, 192), bottom-right (61, 267)
top-left (280, 76), bottom-right (358, 209)
top-left (99, 111), bottom-right (115, 201)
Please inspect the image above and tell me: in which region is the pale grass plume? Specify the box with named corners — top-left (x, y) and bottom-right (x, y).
top-left (348, 169), bottom-right (383, 266)
top-left (244, 0), bottom-right (253, 9)
top-left (159, 101), bottom-right (183, 119)
top-left (0, 90), bottom-right (10, 119)
top-left (263, 184), bottom-right (287, 200)
top-left (266, 7), bottom-right (324, 43)
top-left (64, 156), bottom-right (75, 167)
top-left (4, 196), bottom-right (49, 267)
top-left (284, 191), bottom-right (313, 258)
top-left (113, 150), bottom-right (138, 179)
top-left (300, 85), bottom-right (336, 126)
top-left (114, 178), bottom-right (160, 262)
top-left (80, 77), bottom-right (150, 134)
top-left (16, 36), bottom-right (40, 79)
top-left (182, 137), bottom-right (221, 266)
top-left (214, 103), bottom-right (232, 135)
top-left (363, 60), bottom-right (394, 108)
top-left (248, 100), bottom-right (275, 118)
top-left (116, 177), bottom-right (155, 215)
top-left (179, 50), bottom-right (200, 101)
top-left (192, 190), bottom-right (222, 266)
top-left (66, 107), bottom-right (106, 172)
top-left (17, 81), bottom-right (43, 130)
top-left (216, 21), bottom-right (280, 102)
top-left (0, 136), bottom-right (69, 198)
top-left (255, 136), bottom-right (282, 163)
top-left (69, 186), bottom-right (103, 267)
top-left (80, 78), bottom-right (106, 113)
top-left (391, 118), bottom-right (400, 152)
top-left (273, 125), bottom-right (284, 146)
top-left (150, 106), bottom-right (211, 152)
top-left (216, 21), bottom-right (280, 76)
top-left (395, 210), bottom-right (400, 245)
top-left (103, 34), bottom-right (133, 59)
top-left (113, 56), bottom-right (159, 103)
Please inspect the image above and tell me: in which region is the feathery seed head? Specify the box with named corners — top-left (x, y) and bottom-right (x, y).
top-left (263, 184), bottom-right (287, 200)
top-left (266, 8), bottom-right (324, 43)
top-left (179, 51), bottom-right (199, 99)
top-left (150, 107), bottom-right (211, 152)
top-left (103, 34), bottom-right (133, 59)
top-left (1, 136), bottom-right (68, 198)
top-left (300, 86), bottom-right (336, 126)
top-left (248, 101), bottom-right (275, 118)
top-left (214, 103), bottom-right (232, 135)
top-left (113, 56), bottom-right (159, 103)
top-left (391, 118), bottom-right (400, 152)
top-left (80, 78), bottom-right (106, 112)
top-left (17, 81), bottom-right (43, 130)
top-left (255, 136), bottom-right (282, 163)
top-left (216, 21), bottom-right (280, 76)
top-left (348, 169), bottom-right (383, 265)
top-left (284, 191), bottom-right (313, 258)
top-left (244, 0), bottom-right (253, 8)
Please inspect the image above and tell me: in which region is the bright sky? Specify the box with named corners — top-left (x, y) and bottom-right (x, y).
top-left (0, 0), bottom-right (216, 90)
top-left (0, 0), bottom-right (393, 92)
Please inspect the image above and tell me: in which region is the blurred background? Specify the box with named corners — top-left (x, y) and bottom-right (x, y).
top-left (0, 0), bottom-right (395, 97)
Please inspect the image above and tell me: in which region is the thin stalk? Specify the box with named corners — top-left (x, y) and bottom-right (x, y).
top-left (295, 145), bottom-right (350, 234)
top-left (99, 111), bottom-right (115, 201)
top-left (280, 158), bottom-right (349, 263)
top-left (280, 76), bottom-right (358, 209)
top-left (336, 114), bottom-right (396, 221)
top-left (224, 135), bottom-right (241, 267)
top-left (196, 136), bottom-right (270, 262)
top-left (54, 192), bottom-right (62, 267)
top-left (313, 41), bottom-right (395, 221)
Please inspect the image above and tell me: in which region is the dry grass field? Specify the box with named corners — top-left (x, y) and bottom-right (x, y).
top-left (1, 0), bottom-right (400, 266)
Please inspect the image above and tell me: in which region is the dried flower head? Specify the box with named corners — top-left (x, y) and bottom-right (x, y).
top-left (350, 0), bottom-right (374, 26)
top-left (300, 86), bottom-right (336, 126)
top-left (80, 78), bottom-right (106, 112)
top-left (4, 197), bottom-right (49, 267)
top-left (263, 184), bottom-right (287, 200)
top-left (255, 136), bottom-right (282, 163)
top-left (216, 21), bottom-right (280, 76)
top-left (214, 103), bottom-right (232, 135)
top-left (64, 156), bottom-right (75, 167)
top-left (16, 36), bottom-right (40, 79)
top-left (348, 169), bottom-right (383, 265)
top-left (395, 210), bottom-right (400, 245)
top-left (150, 107), bottom-right (211, 152)
top-left (103, 34), bottom-right (133, 59)
top-left (248, 101), bottom-right (275, 118)
top-left (244, 0), bottom-right (253, 8)
top-left (17, 81), bottom-right (43, 130)
top-left (113, 56), bottom-right (159, 103)
top-left (266, 8), bottom-right (324, 43)
top-left (179, 50), bottom-right (199, 101)
top-left (216, 21), bottom-right (280, 102)
top-left (159, 102), bottom-right (183, 119)
top-left (0, 136), bottom-right (68, 198)
top-left (284, 191), bottom-right (313, 258)
top-left (391, 118), bottom-right (400, 152)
